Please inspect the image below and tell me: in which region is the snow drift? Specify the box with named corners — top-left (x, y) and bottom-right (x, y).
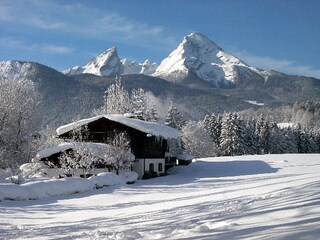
top-left (0, 171), bottom-right (138, 201)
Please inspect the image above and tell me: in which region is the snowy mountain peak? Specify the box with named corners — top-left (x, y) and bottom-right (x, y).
top-left (183, 32), bottom-right (223, 52)
top-left (140, 59), bottom-right (158, 75)
top-left (63, 47), bottom-right (123, 76)
top-left (153, 32), bottom-right (261, 86)
top-left (0, 60), bottom-right (37, 80)
top-left (64, 48), bottom-right (158, 76)
top-left (82, 46), bottom-right (123, 76)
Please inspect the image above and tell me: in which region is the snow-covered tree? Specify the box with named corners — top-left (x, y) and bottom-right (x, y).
top-left (203, 113), bottom-right (222, 148)
top-left (220, 113), bottom-right (246, 156)
top-left (182, 121), bottom-right (214, 158)
top-left (282, 127), bottom-right (297, 153)
top-left (58, 124), bottom-right (97, 177)
top-left (104, 77), bottom-right (131, 114)
top-left (260, 121), bottom-right (270, 154)
top-left (145, 103), bottom-right (159, 122)
top-left (243, 119), bottom-right (258, 155)
top-left (98, 78), bottom-right (160, 123)
top-left (131, 88), bottom-right (148, 120)
top-left (255, 116), bottom-right (271, 154)
top-left (106, 131), bottom-right (132, 175)
top-left (0, 79), bottom-right (39, 169)
top-left (164, 101), bottom-right (185, 130)
top-left (311, 128), bottom-right (320, 153)
top-left (31, 125), bottom-right (63, 160)
top-left (58, 149), bottom-right (79, 177)
top-left (293, 123), bottom-right (307, 153)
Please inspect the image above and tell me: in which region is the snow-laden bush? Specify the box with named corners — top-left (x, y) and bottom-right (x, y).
top-left (119, 171), bottom-right (138, 184)
top-left (22, 177), bottom-right (96, 199)
top-left (89, 172), bottom-right (123, 188)
top-left (0, 171), bottom-right (139, 201)
top-left (19, 162), bottom-right (52, 178)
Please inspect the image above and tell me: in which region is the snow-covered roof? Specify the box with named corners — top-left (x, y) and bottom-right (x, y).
top-left (36, 142), bottom-right (74, 160)
top-left (35, 142), bottom-right (135, 161)
top-left (56, 114), bottom-right (181, 140)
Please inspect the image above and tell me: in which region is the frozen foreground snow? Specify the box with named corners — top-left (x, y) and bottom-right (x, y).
top-left (1, 154), bottom-right (320, 240)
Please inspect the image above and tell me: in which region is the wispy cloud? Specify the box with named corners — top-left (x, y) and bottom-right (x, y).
top-left (234, 51), bottom-right (320, 79)
top-left (26, 15), bottom-right (66, 30)
top-left (42, 44), bottom-right (74, 54)
top-left (0, 0), bottom-right (165, 39)
top-left (0, 0), bottom-right (65, 30)
top-left (0, 0), bottom-right (174, 59)
top-left (0, 37), bottom-right (73, 54)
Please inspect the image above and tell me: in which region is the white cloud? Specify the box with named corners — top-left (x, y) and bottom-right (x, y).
top-left (234, 51), bottom-right (320, 79)
top-left (0, 0), bottom-right (65, 30)
top-left (0, 0), bottom-right (174, 58)
top-left (0, 37), bottom-right (73, 54)
top-left (27, 16), bottom-right (66, 30)
top-left (42, 44), bottom-right (74, 54)
top-left (0, 0), bottom-right (164, 40)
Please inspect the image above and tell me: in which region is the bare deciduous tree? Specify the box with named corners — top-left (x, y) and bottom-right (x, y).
top-left (0, 79), bottom-right (38, 169)
top-left (107, 131), bottom-right (133, 175)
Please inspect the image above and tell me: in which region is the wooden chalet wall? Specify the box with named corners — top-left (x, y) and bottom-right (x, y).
top-left (58, 117), bottom-right (169, 159)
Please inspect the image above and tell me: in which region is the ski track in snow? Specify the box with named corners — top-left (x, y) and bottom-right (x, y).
top-left (1, 154), bottom-right (320, 240)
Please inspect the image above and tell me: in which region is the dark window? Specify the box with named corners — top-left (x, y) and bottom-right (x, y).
top-left (158, 163), bottom-right (163, 172)
top-left (149, 163), bottom-right (154, 172)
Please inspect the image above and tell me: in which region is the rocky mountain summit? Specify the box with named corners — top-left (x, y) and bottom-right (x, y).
top-left (64, 47), bottom-right (158, 77)
top-left (153, 32), bottom-right (268, 87)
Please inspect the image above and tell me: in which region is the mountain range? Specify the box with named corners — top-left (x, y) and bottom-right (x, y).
top-left (64, 32), bottom-right (271, 88)
top-left (1, 32), bottom-right (319, 128)
top-left (63, 46), bottom-right (158, 76)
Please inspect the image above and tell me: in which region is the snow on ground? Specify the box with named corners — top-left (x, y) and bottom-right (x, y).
top-left (0, 172), bottom-right (138, 201)
top-left (1, 154), bottom-right (320, 240)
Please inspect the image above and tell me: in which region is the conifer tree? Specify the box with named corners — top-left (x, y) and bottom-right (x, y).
top-left (203, 113), bottom-right (222, 148)
top-left (255, 116), bottom-right (271, 154)
top-left (282, 126), bottom-right (297, 153)
top-left (131, 88), bottom-right (147, 120)
top-left (312, 129), bottom-right (320, 152)
top-left (243, 119), bottom-right (258, 155)
top-left (260, 121), bottom-right (270, 154)
top-left (146, 103), bottom-right (159, 122)
top-left (294, 123), bottom-right (307, 153)
top-left (164, 101), bottom-right (185, 130)
top-left (220, 113), bottom-right (246, 156)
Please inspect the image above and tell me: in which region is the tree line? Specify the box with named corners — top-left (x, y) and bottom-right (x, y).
top-left (182, 112), bottom-right (320, 158)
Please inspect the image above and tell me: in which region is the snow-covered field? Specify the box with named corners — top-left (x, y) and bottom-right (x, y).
top-left (1, 154), bottom-right (320, 240)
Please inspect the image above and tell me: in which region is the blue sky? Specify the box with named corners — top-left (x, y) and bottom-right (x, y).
top-left (1, 0), bottom-right (320, 78)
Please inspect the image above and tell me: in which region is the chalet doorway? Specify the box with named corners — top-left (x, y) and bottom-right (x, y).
top-left (149, 163), bottom-right (154, 172)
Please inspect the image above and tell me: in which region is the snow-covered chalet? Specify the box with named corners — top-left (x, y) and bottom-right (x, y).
top-left (51, 114), bottom-right (183, 179)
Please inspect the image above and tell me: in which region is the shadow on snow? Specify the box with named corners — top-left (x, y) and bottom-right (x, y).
top-left (168, 160), bottom-right (279, 178)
